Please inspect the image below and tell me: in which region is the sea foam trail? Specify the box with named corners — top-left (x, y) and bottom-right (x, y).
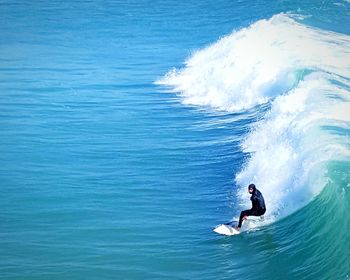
top-left (157, 14), bottom-right (350, 221)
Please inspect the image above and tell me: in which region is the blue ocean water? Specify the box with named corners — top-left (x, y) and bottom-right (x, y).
top-left (1, 1), bottom-right (349, 279)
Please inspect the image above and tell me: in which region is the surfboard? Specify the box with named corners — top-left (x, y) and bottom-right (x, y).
top-left (213, 216), bottom-right (264, 236)
top-left (213, 223), bottom-right (240, 235)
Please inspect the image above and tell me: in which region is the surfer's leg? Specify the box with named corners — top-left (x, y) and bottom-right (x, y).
top-left (238, 210), bottom-right (252, 228)
top-left (252, 208), bottom-right (266, 216)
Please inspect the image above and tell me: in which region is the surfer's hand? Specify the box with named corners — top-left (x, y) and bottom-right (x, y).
top-left (243, 216), bottom-right (248, 220)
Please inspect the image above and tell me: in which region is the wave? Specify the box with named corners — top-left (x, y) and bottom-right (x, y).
top-left (157, 14), bottom-right (350, 222)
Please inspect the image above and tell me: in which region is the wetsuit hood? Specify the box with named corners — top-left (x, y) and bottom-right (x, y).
top-left (248, 184), bottom-right (256, 193)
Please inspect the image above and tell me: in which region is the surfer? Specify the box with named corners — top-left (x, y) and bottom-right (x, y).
top-left (235, 184), bottom-right (266, 231)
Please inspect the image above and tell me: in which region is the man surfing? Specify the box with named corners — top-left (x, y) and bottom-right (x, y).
top-left (235, 184), bottom-right (266, 232)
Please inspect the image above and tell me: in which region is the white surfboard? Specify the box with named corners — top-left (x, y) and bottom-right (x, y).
top-left (213, 224), bottom-right (240, 235)
top-left (213, 216), bottom-right (264, 236)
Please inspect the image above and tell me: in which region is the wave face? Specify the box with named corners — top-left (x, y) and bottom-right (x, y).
top-left (158, 13), bottom-right (350, 222)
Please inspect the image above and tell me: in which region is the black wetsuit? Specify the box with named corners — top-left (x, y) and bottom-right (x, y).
top-left (238, 187), bottom-right (266, 228)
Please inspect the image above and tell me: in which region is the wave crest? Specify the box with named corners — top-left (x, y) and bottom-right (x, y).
top-left (157, 13), bottom-right (350, 112)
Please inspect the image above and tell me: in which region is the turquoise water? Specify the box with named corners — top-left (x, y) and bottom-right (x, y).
top-left (1, 1), bottom-right (350, 279)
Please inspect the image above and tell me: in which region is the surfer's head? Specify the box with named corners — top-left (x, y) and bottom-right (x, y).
top-left (248, 184), bottom-right (256, 194)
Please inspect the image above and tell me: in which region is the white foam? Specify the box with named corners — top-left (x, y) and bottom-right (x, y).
top-left (157, 14), bottom-right (350, 112)
top-left (236, 73), bottom-right (350, 219)
top-left (158, 14), bottom-right (350, 222)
